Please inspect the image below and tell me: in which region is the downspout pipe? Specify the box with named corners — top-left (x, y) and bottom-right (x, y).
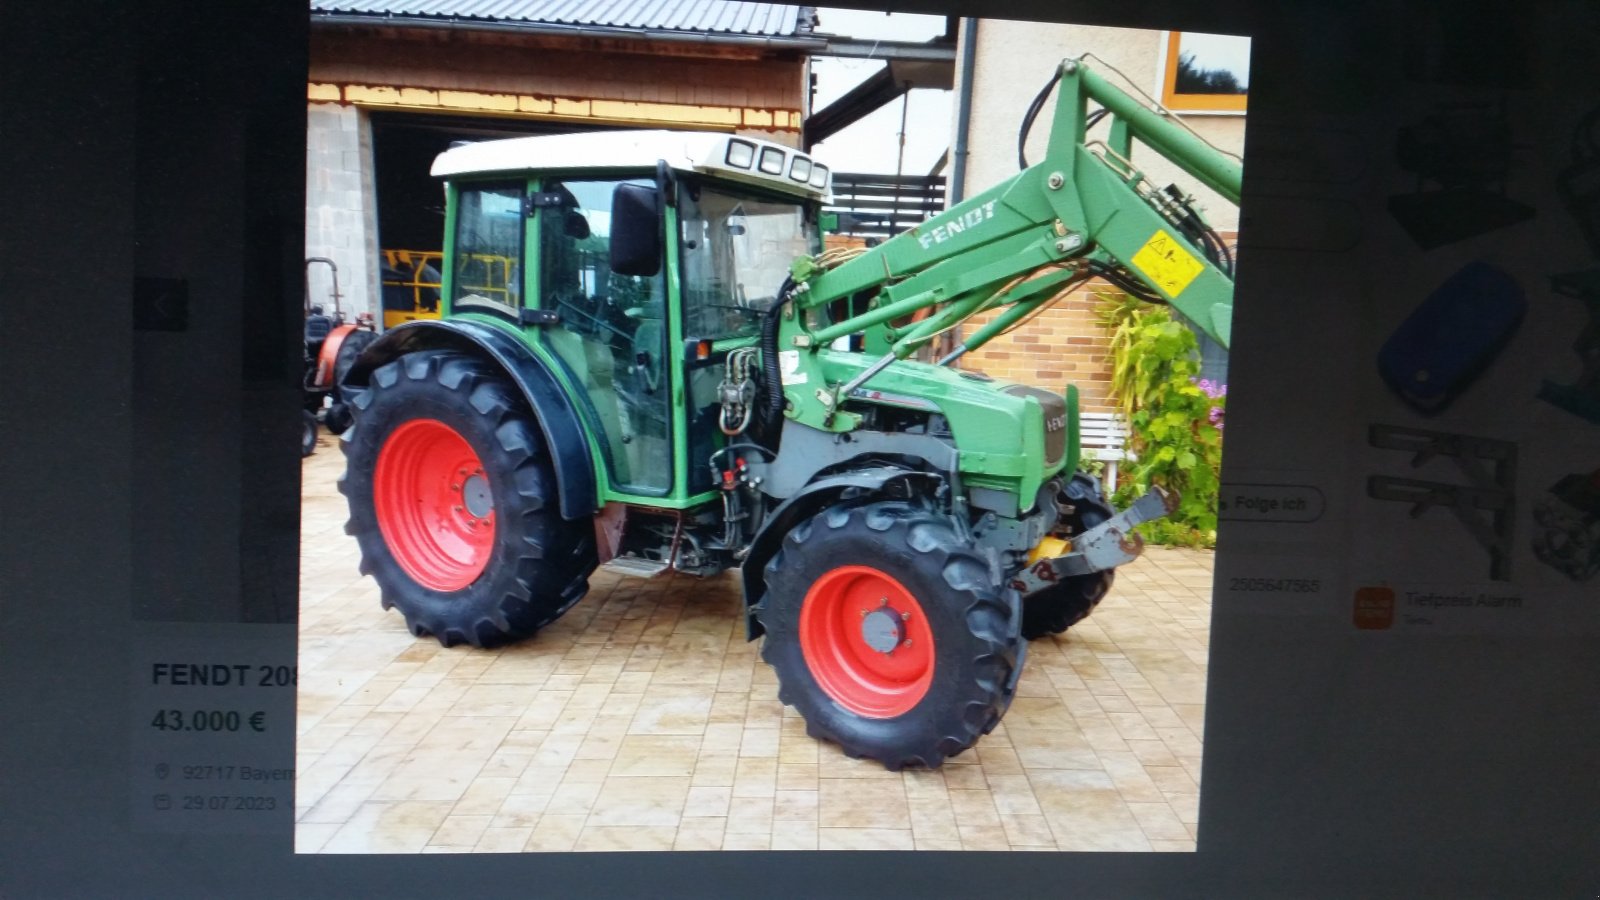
top-left (948, 17), bottom-right (978, 205)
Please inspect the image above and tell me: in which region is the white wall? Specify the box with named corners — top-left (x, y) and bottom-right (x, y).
top-left (304, 102), bottom-right (380, 321)
top-left (957, 19), bottom-right (1245, 231)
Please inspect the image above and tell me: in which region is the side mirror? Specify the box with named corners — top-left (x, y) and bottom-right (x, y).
top-left (610, 183), bottom-right (662, 277)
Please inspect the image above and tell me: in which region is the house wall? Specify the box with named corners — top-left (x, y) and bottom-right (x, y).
top-left (305, 25), bottom-right (808, 319)
top-left (952, 19), bottom-right (1246, 412)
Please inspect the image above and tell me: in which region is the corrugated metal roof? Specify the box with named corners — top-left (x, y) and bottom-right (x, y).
top-left (311, 0), bottom-right (814, 38)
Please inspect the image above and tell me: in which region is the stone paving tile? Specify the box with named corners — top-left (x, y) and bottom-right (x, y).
top-left (296, 442), bottom-right (1211, 853)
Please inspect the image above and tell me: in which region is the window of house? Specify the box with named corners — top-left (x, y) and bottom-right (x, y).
top-left (1160, 31), bottom-right (1250, 113)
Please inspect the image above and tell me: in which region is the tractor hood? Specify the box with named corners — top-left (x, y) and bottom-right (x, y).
top-left (805, 349), bottom-right (1075, 510)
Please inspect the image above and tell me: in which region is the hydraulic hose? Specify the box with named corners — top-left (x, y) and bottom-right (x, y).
top-left (759, 277), bottom-right (798, 442)
top-left (1017, 67), bottom-right (1063, 170)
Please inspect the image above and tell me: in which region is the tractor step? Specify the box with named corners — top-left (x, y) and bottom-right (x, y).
top-left (599, 556), bottom-right (672, 579)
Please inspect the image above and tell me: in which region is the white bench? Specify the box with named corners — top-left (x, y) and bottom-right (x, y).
top-left (1078, 411), bottom-right (1131, 492)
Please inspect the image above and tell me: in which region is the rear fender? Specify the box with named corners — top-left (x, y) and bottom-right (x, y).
top-left (342, 319), bottom-right (598, 521)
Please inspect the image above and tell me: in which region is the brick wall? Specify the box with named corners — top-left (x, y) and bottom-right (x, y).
top-left (958, 283), bottom-right (1119, 413)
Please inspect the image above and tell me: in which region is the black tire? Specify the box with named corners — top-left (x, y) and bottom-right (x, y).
top-left (338, 350), bottom-right (595, 648)
top-left (301, 409), bottom-right (318, 458)
top-left (322, 401), bottom-right (353, 436)
top-left (333, 329), bottom-right (377, 397)
top-left (324, 329), bottom-right (376, 437)
top-left (1021, 472), bottom-right (1116, 640)
top-left (757, 500), bottom-right (1024, 770)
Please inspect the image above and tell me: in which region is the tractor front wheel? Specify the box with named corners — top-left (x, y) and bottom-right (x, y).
top-left (1021, 472), bottom-right (1116, 640)
top-left (339, 350), bottom-right (595, 648)
top-left (758, 501), bottom-right (1024, 769)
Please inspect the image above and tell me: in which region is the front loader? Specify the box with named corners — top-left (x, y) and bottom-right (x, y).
top-left (336, 55), bottom-right (1240, 769)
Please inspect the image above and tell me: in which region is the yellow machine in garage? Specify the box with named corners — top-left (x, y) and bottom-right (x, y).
top-left (381, 248), bottom-right (518, 330)
top-left (380, 249), bottom-right (444, 329)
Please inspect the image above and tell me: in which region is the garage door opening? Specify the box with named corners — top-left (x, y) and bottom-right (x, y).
top-left (371, 114), bottom-right (628, 329)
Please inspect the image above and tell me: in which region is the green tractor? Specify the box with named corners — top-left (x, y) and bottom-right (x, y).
top-left (337, 57), bottom-right (1239, 768)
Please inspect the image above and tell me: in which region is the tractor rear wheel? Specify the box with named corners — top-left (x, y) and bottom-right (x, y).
top-left (757, 500), bottom-right (1024, 769)
top-left (339, 350), bottom-right (595, 648)
top-left (1021, 472), bottom-right (1116, 640)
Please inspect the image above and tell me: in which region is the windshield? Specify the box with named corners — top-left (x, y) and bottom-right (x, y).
top-left (678, 179), bottom-right (820, 339)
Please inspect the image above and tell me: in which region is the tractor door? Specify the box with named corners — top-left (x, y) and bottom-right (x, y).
top-left (533, 177), bottom-right (674, 495)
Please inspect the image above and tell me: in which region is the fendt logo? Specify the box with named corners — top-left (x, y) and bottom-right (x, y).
top-left (917, 200), bottom-right (998, 251)
top-left (1045, 415), bottom-right (1065, 432)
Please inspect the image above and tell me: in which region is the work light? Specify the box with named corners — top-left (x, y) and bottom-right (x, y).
top-left (725, 139), bottom-right (755, 169)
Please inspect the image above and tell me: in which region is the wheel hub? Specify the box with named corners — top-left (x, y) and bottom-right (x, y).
top-left (461, 472), bottom-right (492, 518)
top-left (860, 606), bottom-right (906, 653)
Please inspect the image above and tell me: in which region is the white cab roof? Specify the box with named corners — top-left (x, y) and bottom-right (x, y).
top-left (431, 129), bottom-right (831, 201)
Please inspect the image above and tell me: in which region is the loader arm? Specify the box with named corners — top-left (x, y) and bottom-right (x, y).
top-left (777, 55), bottom-right (1240, 435)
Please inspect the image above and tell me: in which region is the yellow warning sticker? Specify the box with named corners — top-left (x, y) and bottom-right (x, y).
top-left (1130, 229), bottom-right (1205, 298)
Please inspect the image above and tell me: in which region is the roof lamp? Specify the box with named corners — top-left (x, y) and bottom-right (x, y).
top-left (758, 147), bottom-right (785, 175)
top-left (726, 140), bottom-right (755, 169)
top-left (789, 156), bottom-right (812, 182)
top-left (809, 163), bottom-right (830, 189)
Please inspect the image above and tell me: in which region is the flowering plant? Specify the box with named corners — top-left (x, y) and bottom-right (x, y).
top-left (1094, 294), bottom-right (1227, 548)
top-left (1195, 378), bottom-right (1227, 431)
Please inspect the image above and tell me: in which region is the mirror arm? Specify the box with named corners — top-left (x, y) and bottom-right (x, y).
top-left (655, 160), bottom-right (677, 208)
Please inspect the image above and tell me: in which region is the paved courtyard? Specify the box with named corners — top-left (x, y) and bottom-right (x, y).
top-left (295, 433), bottom-right (1214, 853)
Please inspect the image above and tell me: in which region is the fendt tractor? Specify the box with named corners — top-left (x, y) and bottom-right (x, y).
top-left (336, 56), bottom-right (1239, 768)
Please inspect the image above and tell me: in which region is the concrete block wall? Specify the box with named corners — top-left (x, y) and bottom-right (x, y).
top-left (304, 102), bottom-right (380, 320)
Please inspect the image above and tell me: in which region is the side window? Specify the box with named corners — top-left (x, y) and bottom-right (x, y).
top-left (539, 178), bottom-right (672, 494)
top-left (451, 184), bottom-right (523, 316)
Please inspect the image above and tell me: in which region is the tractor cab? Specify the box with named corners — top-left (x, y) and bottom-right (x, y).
top-left (431, 130), bottom-right (829, 505)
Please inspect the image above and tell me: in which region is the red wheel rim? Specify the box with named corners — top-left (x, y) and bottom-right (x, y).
top-left (799, 565), bottom-right (935, 718)
top-left (373, 418), bottom-right (496, 591)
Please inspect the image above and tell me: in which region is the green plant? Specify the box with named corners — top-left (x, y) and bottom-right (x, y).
top-left (1097, 293), bottom-right (1226, 548)
top-left (1075, 457), bottom-right (1107, 481)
